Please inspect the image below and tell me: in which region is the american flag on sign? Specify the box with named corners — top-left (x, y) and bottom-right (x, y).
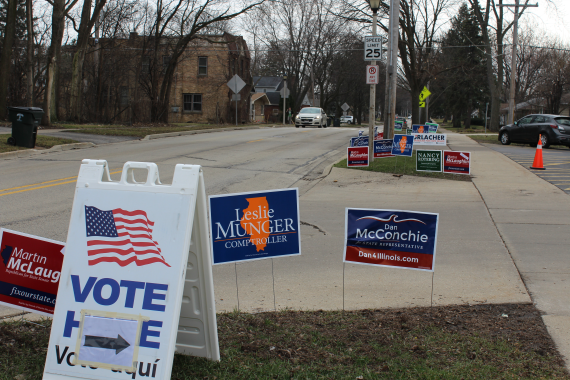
top-left (84, 206), bottom-right (170, 267)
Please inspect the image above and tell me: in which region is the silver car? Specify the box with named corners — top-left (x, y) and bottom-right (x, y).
top-left (295, 107), bottom-right (328, 128)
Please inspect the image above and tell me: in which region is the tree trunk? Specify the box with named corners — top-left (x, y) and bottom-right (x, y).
top-left (0, 0), bottom-right (18, 120)
top-left (69, 48), bottom-right (88, 122)
top-left (68, 0), bottom-right (107, 122)
top-left (42, 0), bottom-right (66, 126)
top-left (26, 0), bottom-right (34, 107)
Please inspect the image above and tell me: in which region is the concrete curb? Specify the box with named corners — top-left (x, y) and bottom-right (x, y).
top-left (141, 124), bottom-right (291, 140)
top-left (321, 155), bottom-right (346, 177)
top-left (0, 142), bottom-right (95, 160)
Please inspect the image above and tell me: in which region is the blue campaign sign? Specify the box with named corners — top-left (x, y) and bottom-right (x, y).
top-left (412, 124), bottom-right (428, 133)
top-left (343, 208), bottom-right (439, 271)
top-left (350, 136), bottom-right (369, 147)
top-left (209, 188), bottom-right (301, 264)
top-left (374, 139), bottom-right (394, 158)
top-left (391, 134), bottom-right (414, 156)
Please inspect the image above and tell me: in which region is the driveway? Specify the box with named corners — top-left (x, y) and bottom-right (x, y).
top-left (484, 143), bottom-right (570, 195)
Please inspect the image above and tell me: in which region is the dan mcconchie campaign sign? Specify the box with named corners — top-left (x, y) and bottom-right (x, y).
top-left (344, 208), bottom-right (439, 271)
top-left (209, 189), bottom-right (301, 265)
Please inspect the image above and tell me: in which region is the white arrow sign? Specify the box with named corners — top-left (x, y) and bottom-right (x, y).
top-left (227, 74), bottom-right (246, 94)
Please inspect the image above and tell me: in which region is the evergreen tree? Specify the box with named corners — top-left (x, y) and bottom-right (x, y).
top-left (439, 3), bottom-right (488, 128)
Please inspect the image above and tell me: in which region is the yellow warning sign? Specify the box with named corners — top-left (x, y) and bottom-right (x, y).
top-left (419, 86), bottom-right (431, 101)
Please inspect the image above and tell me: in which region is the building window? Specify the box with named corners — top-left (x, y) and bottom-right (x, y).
top-left (162, 55), bottom-right (171, 73)
top-left (183, 93), bottom-right (202, 112)
top-left (198, 57), bottom-right (207, 75)
top-left (119, 86), bottom-right (129, 107)
top-left (142, 56), bottom-right (150, 74)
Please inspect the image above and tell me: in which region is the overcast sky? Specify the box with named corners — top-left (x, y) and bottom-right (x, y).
top-left (521, 0), bottom-right (570, 43)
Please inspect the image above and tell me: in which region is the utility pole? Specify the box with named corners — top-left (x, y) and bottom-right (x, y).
top-left (368, 9), bottom-right (378, 162)
top-left (499, 0), bottom-right (538, 125)
top-left (384, 0), bottom-right (399, 139)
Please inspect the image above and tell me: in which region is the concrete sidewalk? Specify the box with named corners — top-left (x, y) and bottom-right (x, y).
top-left (446, 132), bottom-right (570, 367)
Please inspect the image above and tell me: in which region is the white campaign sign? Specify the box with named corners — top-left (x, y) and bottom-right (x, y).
top-left (411, 133), bottom-right (447, 146)
top-left (43, 160), bottom-right (219, 380)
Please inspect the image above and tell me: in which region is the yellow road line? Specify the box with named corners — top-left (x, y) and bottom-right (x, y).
top-left (0, 175), bottom-right (81, 192)
top-left (0, 170), bottom-right (122, 197)
top-left (0, 180), bottom-right (78, 196)
top-left (247, 139), bottom-right (264, 143)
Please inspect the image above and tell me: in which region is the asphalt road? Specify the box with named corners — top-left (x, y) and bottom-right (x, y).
top-left (0, 126), bottom-right (356, 316)
top-left (485, 143), bottom-right (570, 194)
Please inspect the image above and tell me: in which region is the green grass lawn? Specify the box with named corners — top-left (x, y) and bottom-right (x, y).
top-left (2, 304), bottom-right (568, 379)
top-left (0, 134), bottom-right (78, 153)
top-left (51, 123), bottom-right (275, 138)
top-left (335, 151), bottom-right (471, 181)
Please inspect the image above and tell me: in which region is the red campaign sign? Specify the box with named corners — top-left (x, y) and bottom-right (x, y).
top-left (0, 229), bottom-right (64, 316)
top-left (443, 151), bottom-right (471, 175)
top-left (374, 132), bottom-right (384, 141)
top-left (347, 146), bottom-right (369, 167)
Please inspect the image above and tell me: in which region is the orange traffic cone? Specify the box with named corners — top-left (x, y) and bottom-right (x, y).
top-left (530, 134), bottom-right (545, 170)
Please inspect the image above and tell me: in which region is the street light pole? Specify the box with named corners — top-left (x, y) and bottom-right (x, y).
top-left (368, 6), bottom-right (378, 162)
top-left (282, 75), bottom-right (287, 125)
top-left (508, 0), bottom-right (519, 125)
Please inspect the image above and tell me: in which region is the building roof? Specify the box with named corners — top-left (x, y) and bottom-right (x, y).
top-left (253, 76), bottom-right (283, 90)
top-left (251, 93), bottom-right (270, 103)
top-left (266, 92), bottom-right (281, 105)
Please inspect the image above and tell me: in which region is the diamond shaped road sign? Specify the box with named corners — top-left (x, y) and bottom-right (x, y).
top-left (227, 74), bottom-right (246, 94)
top-left (341, 103), bottom-right (350, 112)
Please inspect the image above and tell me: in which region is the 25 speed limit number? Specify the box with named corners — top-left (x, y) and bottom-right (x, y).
top-left (364, 36), bottom-right (382, 61)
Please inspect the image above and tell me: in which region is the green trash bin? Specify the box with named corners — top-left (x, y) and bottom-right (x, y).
top-left (7, 107), bottom-right (44, 148)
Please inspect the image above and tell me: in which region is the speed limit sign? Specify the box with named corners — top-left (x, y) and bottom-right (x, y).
top-left (364, 36), bottom-right (382, 61)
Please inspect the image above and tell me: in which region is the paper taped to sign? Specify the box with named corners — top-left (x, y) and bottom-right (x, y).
top-left (76, 313), bottom-right (140, 368)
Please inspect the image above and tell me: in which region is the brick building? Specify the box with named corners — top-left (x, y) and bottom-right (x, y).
top-left (59, 32), bottom-right (253, 124)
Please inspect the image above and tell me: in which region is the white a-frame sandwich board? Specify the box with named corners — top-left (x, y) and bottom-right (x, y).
top-left (43, 159), bottom-right (219, 380)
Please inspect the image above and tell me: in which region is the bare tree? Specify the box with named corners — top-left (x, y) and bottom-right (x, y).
top-left (336, 0), bottom-right (456, 124)
top-left (135, 0), bottom-right (262, 122)
top-left (0, 0), bottom-right (19, 119)
top-left (42, 0), bottom-right (79, 125)
top-left (68, 0), bottom-right (108, 121)
top-left (246, 0), bottom-right (348, 112)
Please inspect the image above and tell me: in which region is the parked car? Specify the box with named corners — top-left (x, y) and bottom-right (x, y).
top-left (340, 115), bottom-right (354, 124)
top-left (295, 107), bottom-right (328, 128)
top-left (498, 114), bottom-right (570, 148)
